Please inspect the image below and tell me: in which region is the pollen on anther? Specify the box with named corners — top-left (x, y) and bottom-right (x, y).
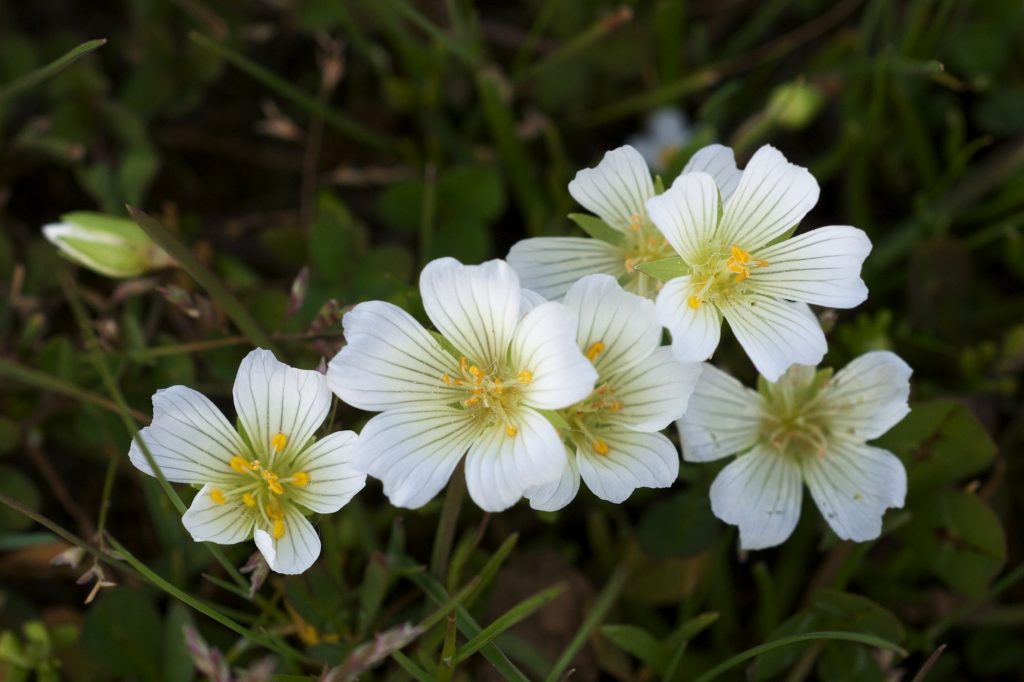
top-left (291, 471), bottom-right (311, 487)
top-left (209, 488), bottom-right (227, 505)
top-left (687, 295), bottom-right (703, 310)
top-left (592, 439), bottom-right (610, 455)
top-left (242, 493), bottom-right (256, 507)
top-left (230, 455), bottom-right (251, 473)
top-left (272, 519), bottom-right (285, 539)
top-left (585, 341), bottom-right (605, 361)
top-left (505, 424), bottom-right (518, 438)
top-left (517, 369), bottom-right (533, 384)
top-left (271, 432), bottom-right (288, 453)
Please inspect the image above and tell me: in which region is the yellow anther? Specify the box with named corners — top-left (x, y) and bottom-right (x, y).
top-left (442, 372), bottom-right (453, 385)
top-left (608, 401), bottom-right (625, 411)
top-left (262, 470), bottom-right (284, 495)
top-left (688, 295), bottom-right (703, 310)
top-left (493, 378), bottom-right (503, 394)
top-left (291, 471), bottom-right (311, 488)
top-left (462, 396), bottom-right (480, 406)
top-left (272, 518), bottom-right (285, 539)
top-left (585, 341), bottom-right (605, 361)
top-left (517, 369), bottom-right (533, 384)
top-left (266, 500), bottom-right (284, 519)
top-left (505, 424), bottom-right (518, 438)
top-left (249, 459), bottom-right (261, 471)
top-left (592, 439), bottom-right (610, 455)
top-left (242, 493), bottom-right (256, 507)
top-left (271, 432), bottom-right (288, 453)
top-left (730, 244), bottom-right (751, 264)
top-left (628, 213), bottom-right (643, 232)
top-left (209, 488), bottom-right (227, 505)
top-left (459, 357), bottom-right (468, 372)
top-left (230, 455), bottom-right (253, 473)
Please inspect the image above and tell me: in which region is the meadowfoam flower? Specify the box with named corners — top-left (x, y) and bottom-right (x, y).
top-left (526, 275), bottom-right (701, 510)
top-left (129, 349), bottom-right (365, 574)
top-left (507, 144), bottom-right (742, 300)
top-left (327, 257), bottom-right (597, 512)
top-left (627, 107), bottom-right (693, 173)
top-left (646, 145), bottom-right (871, 381)
top-left (679, 351), bottom-right (910, 550)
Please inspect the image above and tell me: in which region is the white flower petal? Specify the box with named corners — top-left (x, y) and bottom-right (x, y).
top-left (710, 445), bottom-right (803, 550)
top-left (253, 506), bottom-right (321, 575)
top-left (507, 237), bottom-right (627, 301)
top-left (655, 276), bottom-right (722, 364)
top-left (578, 430), bottom-right (679, 504)
top-left (464, 409), bottom-right (566, 512)
top-left (802, 440), bottom-right (907, 542)
top-left (563, 274), bottom-right (661, 377)
top-left (327, 301), bottom-right (459, 411)
top-left (610, 347), bottom-right (702, 432)
top-left (420, 258), bottom-right (520, 367)
top-left (512, 301), bottom-right (598, 410)
top-left (352, 407), bottom-right (479, 509)
top-left (520, 288), bottom-right (548, 316)
top-left (681, 144), bottom-right (742, 203)
top-left (525, 447), bottom-right (580, 512)
top-left (233, 349), bottom-right (331, 462)
top-left (645, 172), bottom-right (720, 266)
top-left (823, 352), bottom-right (912, 440)
top-left (129, 386), bottom-right (242, 484)
top-left (289, 431), bottom-right (366, 514)
top-left (722, 295), bottom-right (826, 382)
top-left (751, 226), bottom-right (871, 308)
top-left (678, 364), bottom-right (764, 462)
top-left (568, 145), bottom-right (655, 232)
top-left (718, 145), bottom-right (819, 250)
top-left (182, 484), bottom-right (254, 544)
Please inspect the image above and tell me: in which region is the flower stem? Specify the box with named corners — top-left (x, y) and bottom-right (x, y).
top-left (431, 463), bottom-right (466, 580)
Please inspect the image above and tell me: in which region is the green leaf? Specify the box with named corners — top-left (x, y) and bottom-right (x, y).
top-left (568, 213), bottom-right (625, 246)
top-left (601, 624), bottom-right (667, 671)
top-left (0, 38), bottom-right (106, 102)
top-left (454, 584), bottom-right (565, 663)
top-left (633, 256), bottom-right (690, 282)
top-left (874, 399), bottom-right (997, 490)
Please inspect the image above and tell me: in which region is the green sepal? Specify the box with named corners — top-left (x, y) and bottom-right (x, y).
top-left (764, 223), bottom-right (799, 247)
top-left (538, 409), bottom-right (570, 431)
top-left (654, 175), bottom-right (666, 194)
top-left (633, 256), bottom-right (690, 282)
top-left (429, 330), bottom-right (463, 360)
top-left (568, 213), bottom-right (625, 246)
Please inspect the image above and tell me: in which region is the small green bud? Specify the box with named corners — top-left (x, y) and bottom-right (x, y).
top-left (42, 212), bottom-right (175, 278)
top-left (766, 82), bottom-right (825, 130)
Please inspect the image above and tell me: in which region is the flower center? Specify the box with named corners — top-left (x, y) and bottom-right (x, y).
top-left (208, 431), bottom-right (312, 539)
top-left (442, 357), bottom-right (533, 437)
top-left (687, 244), bottom-right (769, 309)
top-left (759, 370), bottom-right (835, 462)
top-left (563, 342), bottom-right (625, 455)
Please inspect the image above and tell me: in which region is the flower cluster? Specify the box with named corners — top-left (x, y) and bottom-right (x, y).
top-left (119, 141), bottom-right (911, 573)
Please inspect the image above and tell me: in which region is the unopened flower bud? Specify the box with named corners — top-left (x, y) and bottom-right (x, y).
top-left (42, 212), bottom-right (175, 278)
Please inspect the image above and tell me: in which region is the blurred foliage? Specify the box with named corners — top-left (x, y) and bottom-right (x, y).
top-left (0, 0), bottom-right (1022, 680)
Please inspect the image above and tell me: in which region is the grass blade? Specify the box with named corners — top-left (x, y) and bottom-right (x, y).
top-left (127, 206), bottom-right (275, 351)
top-left (692, 631), bottom-right (908, 682)
top-left (453, 583), bottom-right (565, 663)
top-left (0, 39), bottom-right (107, 101)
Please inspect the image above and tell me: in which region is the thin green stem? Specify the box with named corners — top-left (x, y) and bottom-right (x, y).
top-left (431, 468), bottom-right (465, 579)
top-left (0, 39), bottom-right (107, 101)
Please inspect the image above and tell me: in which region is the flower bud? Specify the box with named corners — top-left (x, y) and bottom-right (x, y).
top-left (42, 212), bottom-right (175, 278)
top-left (766, 82), bottom-right (825, 130)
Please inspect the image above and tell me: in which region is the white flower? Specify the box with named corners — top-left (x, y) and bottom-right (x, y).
top-left (526, 275), bottom-right (701, 510)
top-left (627, 107), bottom-right (693, 172)
top-left (679, 351), bottom-right (911, 550)
top-left (646, 145), bottom-right (871, 381)
top-left (326, 258), bottom-right (597, 513)
top-left (507, 144), bottom-right (742, 300)
top-left (129, 349), bottom-right (365, 575)
top-left (43, 212), bottom-right (175, 278)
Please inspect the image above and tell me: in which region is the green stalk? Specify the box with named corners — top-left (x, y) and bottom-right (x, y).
top-left (0, 39), bottom-right (107, 101)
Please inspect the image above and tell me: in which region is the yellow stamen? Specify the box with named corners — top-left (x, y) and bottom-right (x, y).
top-left (230, 455), bottom-right (253, 473)
top-left (209, 488), bottom-right (227, 505)
top-left (262, 470), bottom-right (284, 495)
top-left (592, 439), bottom-right (610, 455)
top-left (585, 341), bottom-right (605, 361)
top-left (242, 492), bottom-right (256, 507)
top-left (608, 401), bottom-right (625, 411)
top-left (493, 378), bottom-right (503, 394)
top-left (271, 432), bottom-right (288, 453)
top-left (442, 372), bottom-right (453, 385)
top-left (272, 518), bottom-right (285, 539)
top-left (505, 424), bottom-right (518, 438)
top-left (459, 356), bottom-right (468, 372)
top-left (266, 500), bottom-right (283, 519)
top-left (291, 471), bottom-right (310, 487)
top-left (517, 369), bottom-right (533, 384)
top-left (627, 213), bottom-right (643, 232)
top-left (688, 295), bottom-right (703, 309)
top-left (730, 244), bottom-right (751, 264)
top-left (462, 396), bottom-right (479, 406)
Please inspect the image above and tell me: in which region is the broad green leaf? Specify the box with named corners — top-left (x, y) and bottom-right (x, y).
top-left (633, 256), bottom-right (690, 282)
top-left (568, 213), bottom-right (625, 246)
